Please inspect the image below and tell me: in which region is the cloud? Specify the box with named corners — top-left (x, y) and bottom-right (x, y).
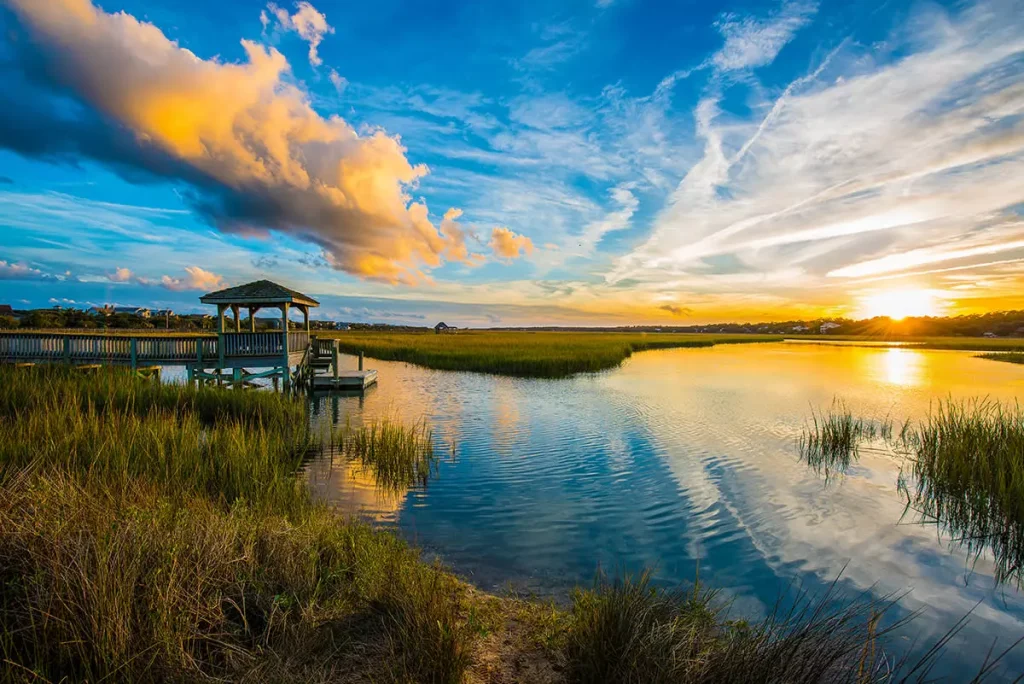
top-left (108, 267), bottom-right (133, 282)
top-left (0, 260), bottom-right (45, 280)
top-left (612, 0), bottom-right (1024, 310)
top-left (265, 1), bottom-right (333, 68)
top-left (490, 227), bottom-right (535, 260)
top-left (1, 0), bottom-right (473, 286)
top-left (159, 266), bottom-right (227, 292)
top-left (659, 304), bottom-right (694, 317)
top-left (329, 69), bottom-right (348, 94)
top-left (710, 1), bottom-right (818, 72)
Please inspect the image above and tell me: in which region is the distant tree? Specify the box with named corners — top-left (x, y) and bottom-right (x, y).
top-left (0, 315), bottom-right (18, 329)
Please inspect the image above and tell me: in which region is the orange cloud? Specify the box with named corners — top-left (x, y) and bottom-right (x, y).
top-left (4, 0), bottom-right (476, 286)
top-left (108, 267), bottom-right (132, 283)
top-left (159, 266), bottom-right (227, 292)
top-left (490, 227), bottom-right (534, 260)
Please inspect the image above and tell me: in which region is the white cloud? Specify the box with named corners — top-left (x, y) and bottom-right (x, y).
top-left (611, 0), bottom-right (1024, 309)
top-left (0, 260), bottom-right (45, 280)
top-left (266, 1), bottom-right (333, 68)
top-left (108, 267), bottom-right (133, 282)
top-left (711, 1), bottom-right (818, 72)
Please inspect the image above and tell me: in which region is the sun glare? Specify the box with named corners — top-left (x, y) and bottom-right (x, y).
top-left (858, 289), bottom-right (940, 321)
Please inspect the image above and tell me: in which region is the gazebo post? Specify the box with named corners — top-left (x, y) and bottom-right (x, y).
top-left (248, 307), bottom-right (257, 333)
top-left (231, 304), bottom-right (241, 333)
top-left (281, 302), bottom-right (290, 390)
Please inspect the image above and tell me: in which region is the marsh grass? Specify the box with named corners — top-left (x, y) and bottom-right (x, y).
top-left (321, 331), bottom-right (775, 378)
top-left (798, 402), bottom-right (892, 480)
top-left (563, 570), bottom-right (985, 683)
top-left (335, 417), bottom-right (442, 492)
top-left (978, 352), bottom-right (1024, 365)
top-left (0, 366), bottom-right (476, 683)
top-left (898, 399), bottom-right (1024, 587)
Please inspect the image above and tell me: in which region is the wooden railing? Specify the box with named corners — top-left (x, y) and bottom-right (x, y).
top-left (0, 332), bottom-right (305, 366)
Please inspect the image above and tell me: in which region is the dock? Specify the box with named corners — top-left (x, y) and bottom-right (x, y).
top-left (0, 279), bottom-right (377, 394)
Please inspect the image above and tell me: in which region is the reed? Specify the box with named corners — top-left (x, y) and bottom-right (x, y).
top-left (977, 352), bottom-right (1024, 365)
top-left (798, 402), bottom-right (888, 479)
top-left (335, 417), bottom-right (440, 492)
top-left (898, 399), bottom-right (1024, 586)
top-left (562, 570), bottom-right (986, 683)
top-left (0, 367), bottom-right (476, 683)
top-left (320, 331), bottom-right (775, 378)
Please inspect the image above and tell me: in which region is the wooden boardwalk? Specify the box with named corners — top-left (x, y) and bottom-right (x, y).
top-left (0, 332), bottom-right (311, 368)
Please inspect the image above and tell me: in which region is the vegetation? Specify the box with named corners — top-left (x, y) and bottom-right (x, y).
top-left (898, 399), bottom-right (1024, 587)
top-left (0, 367), bottom-right (476, 682)
top-left (798, 403), bottom-right (891, 481)
top-left (978, 352), bottom-right (1024, 365)
top-left (801, 398), bottom-right (1024, 588)
top-left (318, 331), bottom-right (776, 378)
top-left (336, 417), bottom-right (442, 491)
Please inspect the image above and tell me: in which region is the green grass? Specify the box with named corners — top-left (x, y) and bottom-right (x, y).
top-left (0, 367), bottom-right (476, 683)
top-left (977, 352), bottom-right (1024, 365)
top-left (799, 335), bottom-right (1024, 352)
top-left (798, 403), bottom-right (893, 481)
top-left (318, 331), bottom-right (776, 378)
top-left (335, 417), bottom-right (442, 492)
top-left (898, 399), bottom-right (1024, 587)
top-left (800, 397), bottom-right (1024, 588)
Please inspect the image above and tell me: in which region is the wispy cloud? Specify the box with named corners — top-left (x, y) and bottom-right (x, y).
top-left (710, 1), bottom-right (818, 72)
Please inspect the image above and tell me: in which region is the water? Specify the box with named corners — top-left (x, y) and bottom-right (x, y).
top-left (304, 342), bottom-right (1024, 678)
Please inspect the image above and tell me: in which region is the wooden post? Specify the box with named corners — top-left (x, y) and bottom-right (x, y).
top-left (130, 337), bottom-right (137, 370)
top-left (249, 307), bottom-right (256, 333)
top-left (332, 339), bottom-right (340, 380)
top-left (62, 335), bottom-right (70, 365)
top-left (217, 304), bottom-right (226, 334)
top-left (231, 304), bottom-right (241, 333)
top-left (281, 303), bottom-right (290, 390)
top-left (359, 351), bottom-right (364, 371)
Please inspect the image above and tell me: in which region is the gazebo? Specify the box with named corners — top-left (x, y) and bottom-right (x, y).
top-left (195, 280), bottom-right (320, 387)
top-left (200, 279), bottom-right (319, 334)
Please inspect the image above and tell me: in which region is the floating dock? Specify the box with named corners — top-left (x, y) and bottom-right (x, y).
top-left (311, 369), bottom-right (378, 390)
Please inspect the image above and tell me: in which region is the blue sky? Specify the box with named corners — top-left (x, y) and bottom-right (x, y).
top-left (0, 0), bottom-right (1022, 326)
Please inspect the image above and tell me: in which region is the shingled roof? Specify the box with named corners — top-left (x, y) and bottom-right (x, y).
top-left (200, 280), bottom-right (319, 307)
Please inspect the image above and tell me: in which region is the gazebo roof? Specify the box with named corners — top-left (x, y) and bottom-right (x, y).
top-left (200, 280), bottom-right (319, 307)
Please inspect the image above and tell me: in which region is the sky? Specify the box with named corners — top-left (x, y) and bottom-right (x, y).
top-left (0, 0), bottom-right (1022, 327)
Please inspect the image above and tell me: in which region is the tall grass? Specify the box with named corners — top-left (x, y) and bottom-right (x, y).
top-left (563, 571), bottom-right (997, 683)
top-left (898, 399), bottom-right (1024, 587)
top-left (335, 417), bottom-right (441, 492)
top-left (977, 352), bottom-right (1024, 365)
top-left (321, 331), bottom-right (775, 378)
top-left (798, 402), bottom-right (891, 480)
top-left (0, 367), bottom-right (476, 683)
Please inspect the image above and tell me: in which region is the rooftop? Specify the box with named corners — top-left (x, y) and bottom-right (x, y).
top-left (200, 280), bottom-right (319, 308)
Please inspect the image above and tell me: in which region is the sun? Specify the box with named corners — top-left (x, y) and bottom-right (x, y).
top-left (858, 288), bottom-right (941, 321)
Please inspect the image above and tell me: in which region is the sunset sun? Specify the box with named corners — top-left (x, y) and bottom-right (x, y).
top-left (859, 288), bottom-right (941, 321)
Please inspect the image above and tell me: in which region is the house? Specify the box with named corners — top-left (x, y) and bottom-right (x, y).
top-left (791, 325), bottom-right (808, 332)
top-left (91, 305), bottom-right (113, 316)
top-left (434, 321), bottom-right (458, 334)
top-left (113, 306), bottom-right (151, 318)
top-left (153, 309), bottom-right (174, 317)
top-left (0, 304), bottom-right (14, 316)
top-left (819, 322), bottom-right (841, 334)
top-left (335, 322), bottom-right (350, 331)
top-left (983, 331), bottom-right (998, 338)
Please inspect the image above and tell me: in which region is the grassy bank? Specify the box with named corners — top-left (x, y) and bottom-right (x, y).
top-left (800, 398), bottom-right (1024, 587)
top-left (978, 352), bottom-right (1024, 365)
top-left (1, 367), bottom-right (1015, 681)
top-left (318, 331), bottom-right (775, 378)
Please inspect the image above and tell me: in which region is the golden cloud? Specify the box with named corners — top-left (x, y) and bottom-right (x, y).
top-left (3, 0), bottom-right (480, 285)
top-left (490, 227), bottom-right (534, 260)
top-left (159, 266), bottom-right (227, 292)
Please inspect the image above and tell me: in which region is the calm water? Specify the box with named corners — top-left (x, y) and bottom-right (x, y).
top-left (303, 343), bottom-right (1024, 678)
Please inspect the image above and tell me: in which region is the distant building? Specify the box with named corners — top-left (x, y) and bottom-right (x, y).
top-left (113, 306), bottom-right (151, 318)
top-left (336, 322), bottom-right (350, 331)
top-left (0, 304), bottom-right (13, 316)
top-left (819, 322), bottom-right (841, 334)
top-left (434, 321), bottom-right (457, 334)
top-left (792, 325), bottom-right (808, 332)
top-left (983, 331), bottom-right (998, 338)
top-left (153, 309), bottom-right (174, 317)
